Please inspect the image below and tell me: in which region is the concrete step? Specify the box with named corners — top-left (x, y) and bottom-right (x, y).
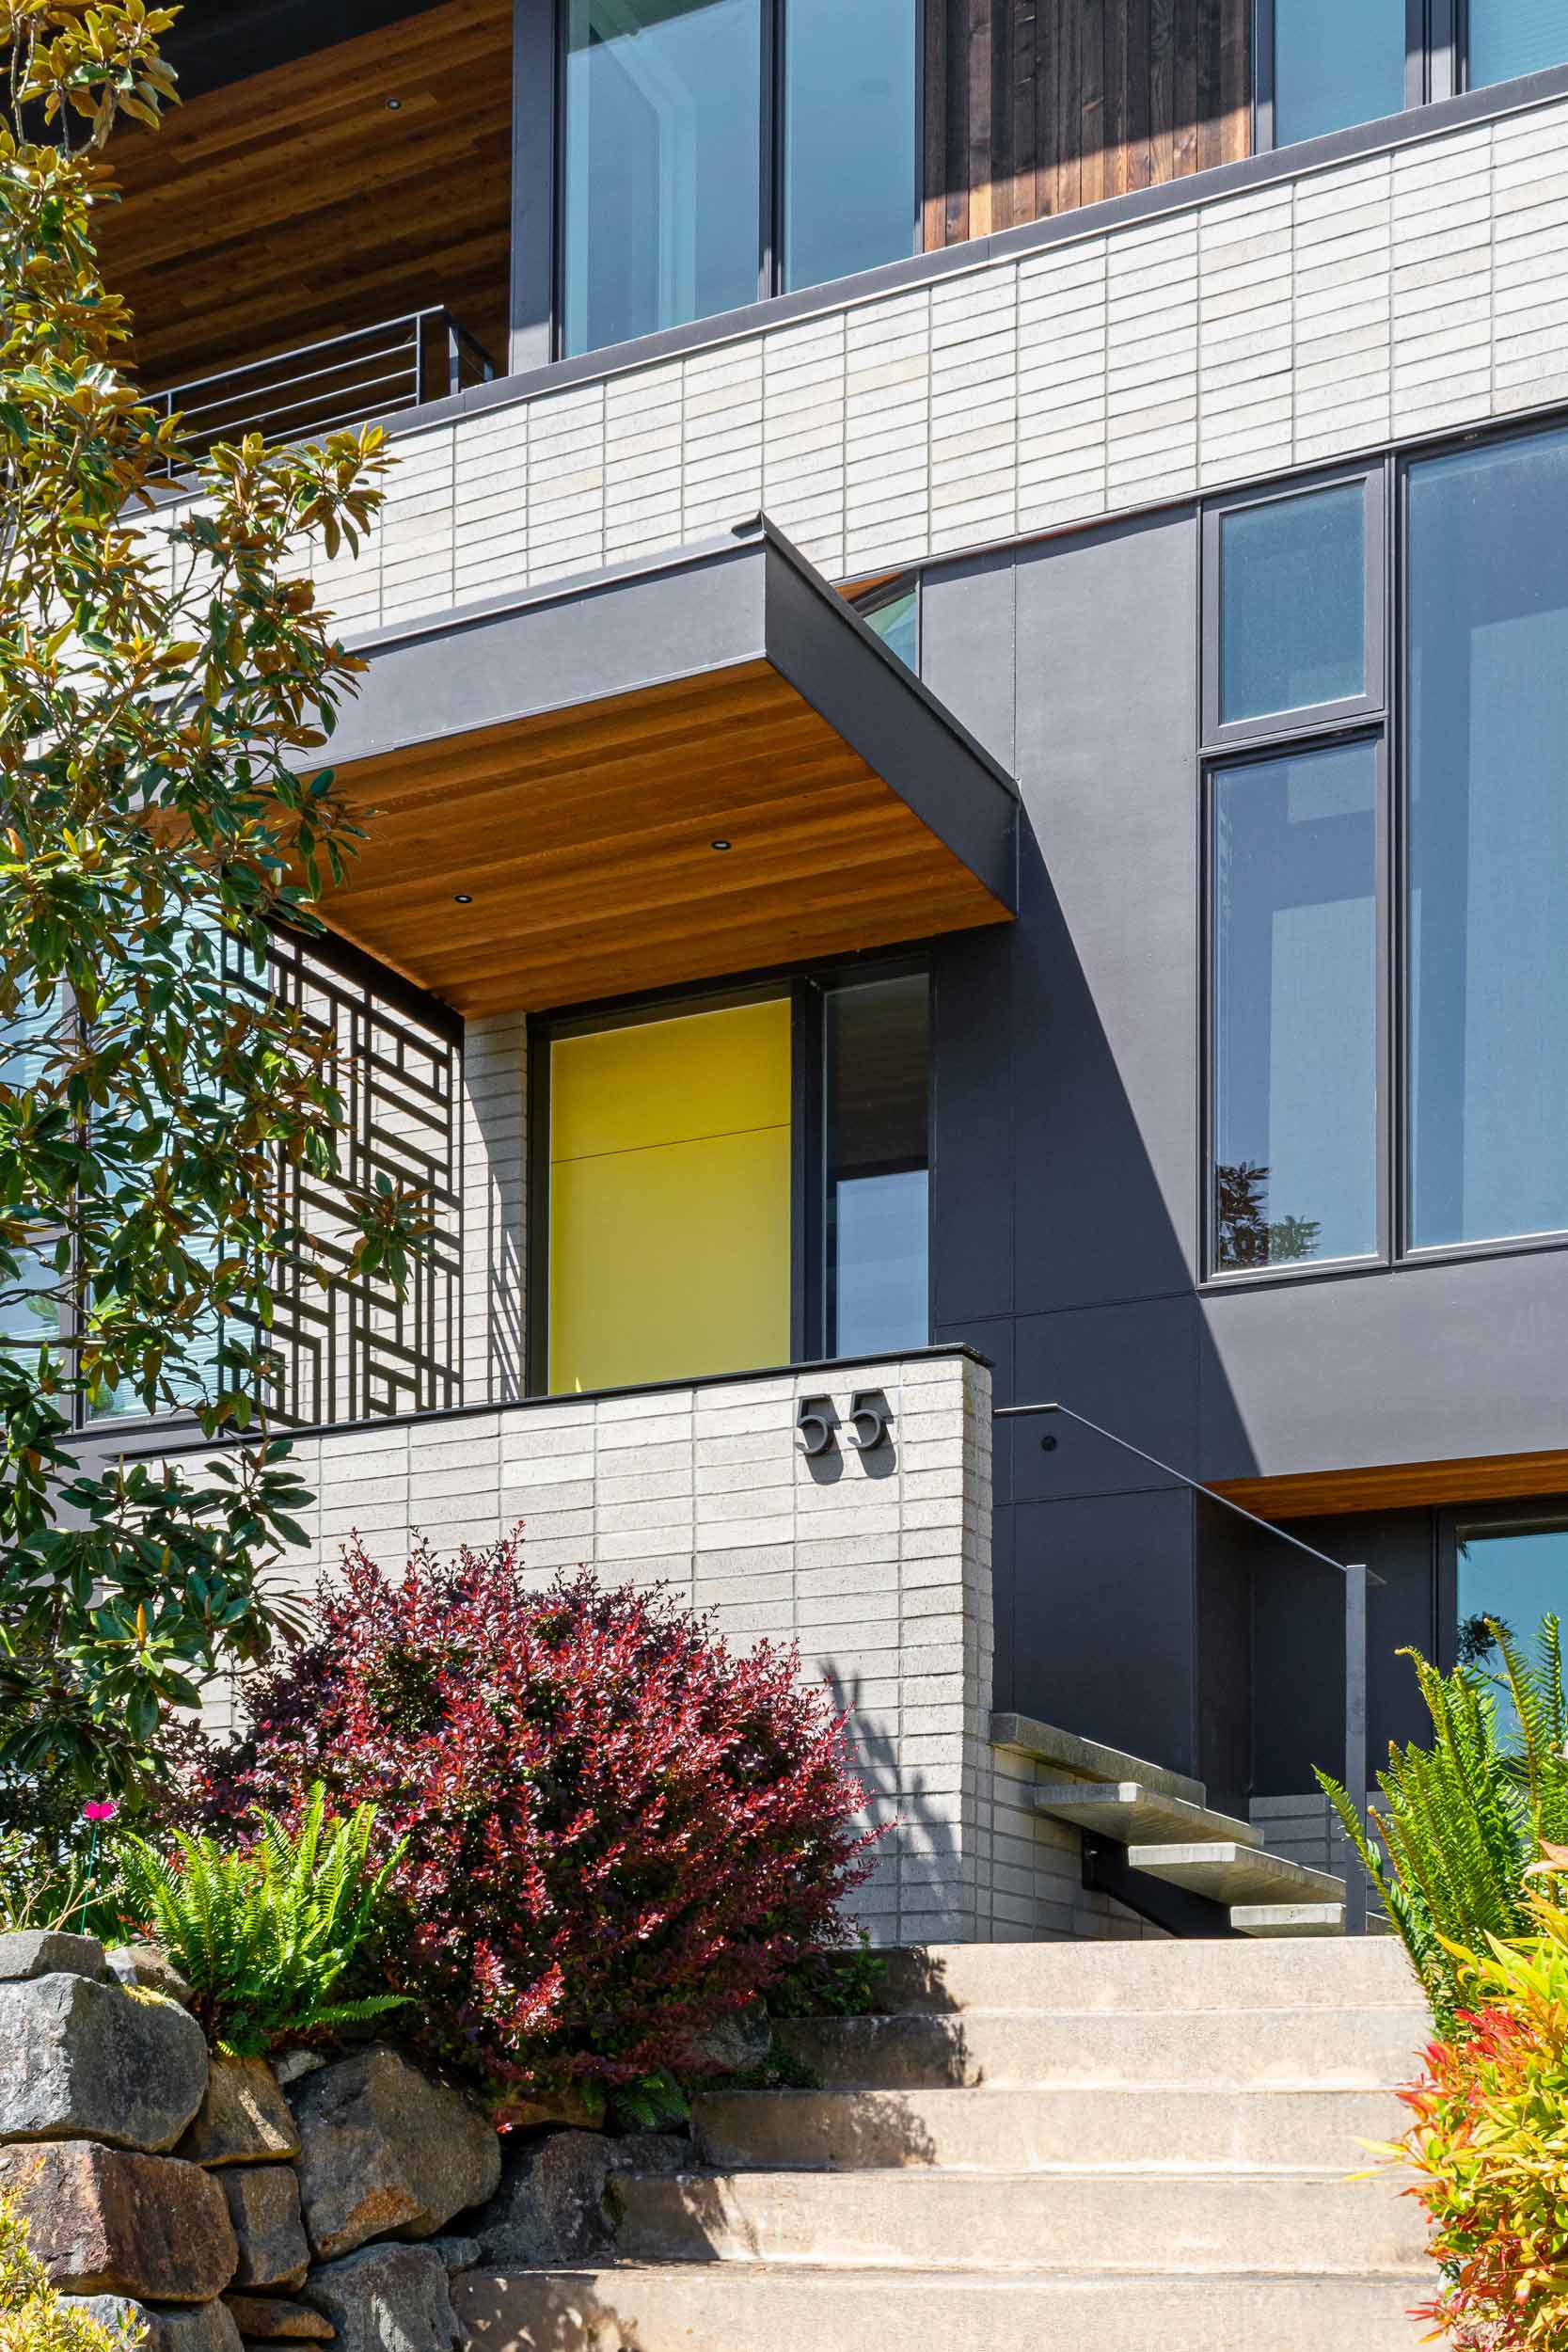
top-left (869, 1932), bottom-right (1418, 2015)
top-left (690, 2082), bottom-right (1401, 2173)
top-left (990, 1711), bottom-right (1207, 1807)
top-left (454, 2264), bottom-right (1428, 2352)
top-left (772, 2002), bottom-right (1427, 2091)
top-left (613, 2165), bottom-right (1427, 2275)
top-left (1036, 1779), bottom-right (1263, 1849)
top-left (1128, 1841), bottom-right (1346, 1907)
top-left (1234, 1901), bottom-right (1348, 1936)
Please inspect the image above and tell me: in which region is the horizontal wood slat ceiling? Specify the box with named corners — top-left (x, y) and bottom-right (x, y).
top-left (1212, 1450), bottom-right (1568, 1520)
top-left (318, 661), bottom-right (1013, 1015)
top-left (99, 0), bottom-right (511, 390)
top-left (925, 0), bottom-right (1251, 246)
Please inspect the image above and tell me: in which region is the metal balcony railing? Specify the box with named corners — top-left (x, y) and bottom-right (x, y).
top-left (152, 307), bottom-right (497, 463)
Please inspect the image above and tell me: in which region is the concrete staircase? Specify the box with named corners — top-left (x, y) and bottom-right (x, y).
top-left (992, 1712), bottom-right (1351, 1934)
top-left (453, 1937), bottom-right (1431, 2352)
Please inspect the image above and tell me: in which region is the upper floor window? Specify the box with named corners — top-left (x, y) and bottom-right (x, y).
top-left (562, 0), bottom-right (918, 358)
top-left (1259, 0), bottom-right (1568, 151)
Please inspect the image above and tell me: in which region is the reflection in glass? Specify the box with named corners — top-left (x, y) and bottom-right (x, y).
top-left (1273, 0), bottom-right (1407, 146)
top-left (0, 1245), bottom-right (61, 1354)
top-left (1456, 1521), bottom-right (1568, 1744)
top-left (1220, 484), bottom-right (1366, 724)
top-left (1212, 740), bottom-right (1379, 1272)
top-left (1408, 428), bottom-right (1568, 1249)
top-left (1469, 1), bottom-right (1567, 88)
top-left (784, 0), bottom-right (917, 293)
top-left (562, 0), bottom-right (762, 357)
top-left (860, 585), bottom-right (918, 673)
top-left (825, 975), bottom-right (929, 1354)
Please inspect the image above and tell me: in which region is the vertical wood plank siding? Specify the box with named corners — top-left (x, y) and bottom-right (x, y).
top-left (926, 0), bottom-right (1252, 243)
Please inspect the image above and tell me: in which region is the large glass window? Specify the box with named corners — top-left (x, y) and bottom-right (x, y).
top-left (562, 0), bottom-right (918, 358)
top-left (854, 578), bottom-right (919, 673)
top-left (1454, 1518), bottom-right (1568, 1737)
top-left (1468, 1), bottom-right (1568, 88)
top-left (1269, 0), bottom-right (1408, 147)
top-left (783, 0), bottom-right (917, 294)
top-left (824, 974), bottom-right (929, 1353)
top-left (1218, 485), bottom-right (1369, 729)
top-left (562, 0), bottom-right (763, 357)
top-left (1211, 742), bottom-right (1380, 1272)
top-left (1407, 428), bottom-right (1568, 1251)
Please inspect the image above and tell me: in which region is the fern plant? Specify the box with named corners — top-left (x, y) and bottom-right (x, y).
top-left (1319, 1615), bottom-right (1568, 2023)
top-left (117, 1786), bottom-right (410, 2058)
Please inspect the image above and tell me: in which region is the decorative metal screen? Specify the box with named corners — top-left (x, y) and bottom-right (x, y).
top-left (226, 930), bottom-right (463, 1427)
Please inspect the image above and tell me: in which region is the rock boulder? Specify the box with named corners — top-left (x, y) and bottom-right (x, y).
top-left (222, 2293), bottom-right (335, 2340)
top-left (289, 2047), bottom-right (499, 2262)
top-left (0, 1931), bottom-right (105, 1984)
top-left (182, 2059), bottom-right (300, 2169)
top-left (105, 1946), bottom-right (195, 2008)
top-left (0, 2140), bottom-right (238, 2302)
top-left (219, 2165), bottom-right (309, 2292)
top-left (0, 1975), bottom-right (208, 2152)
top-left (469, 2130), bottom-right (614, 2265)
top-left (303, 2243), bottom-right (458, 2352)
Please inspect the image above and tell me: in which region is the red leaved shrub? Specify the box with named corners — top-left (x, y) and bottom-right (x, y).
top-left (185, 1537), bottom-right (876, 2112)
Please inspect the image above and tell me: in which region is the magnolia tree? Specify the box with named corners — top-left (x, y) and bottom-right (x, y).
top-left (0, 1), bottom-right (421, 1803)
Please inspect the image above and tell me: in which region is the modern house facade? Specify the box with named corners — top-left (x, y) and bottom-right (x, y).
top-left (74, 0), bottom-right (1568, 1944)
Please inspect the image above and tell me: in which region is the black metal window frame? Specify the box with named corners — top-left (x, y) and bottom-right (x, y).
top-left (524, 950), bottom-right (934, 1397)
top-left (1253, 0), bottom-right (1472, 151)
top-left (548, 0), bottom-right (925, 364)
top-left (1200, 407), bottom-right (1568, 1292)
top-left (1436, 1497), bottom-right (1568, 1672)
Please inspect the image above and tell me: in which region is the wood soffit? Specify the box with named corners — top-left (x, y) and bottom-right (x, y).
top-left (1212, 1450), bottom-right (1568, 1520)
top-left (315, 660), bottom-right (1014, 1018)
top-left (99, 0), bottom-right (512, 389)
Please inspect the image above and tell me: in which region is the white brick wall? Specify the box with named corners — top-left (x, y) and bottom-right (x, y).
top-left (214, 1352), bottom-right (1025, 1946)
top-left (167, 87), bottom-right (1568, 629)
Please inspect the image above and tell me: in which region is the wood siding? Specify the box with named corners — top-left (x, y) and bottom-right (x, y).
top-left (925, 0), bottom-right (1252, 246)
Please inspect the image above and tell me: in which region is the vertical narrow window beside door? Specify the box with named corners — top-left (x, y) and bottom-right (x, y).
top-left (562, 0), bottom-right (763, 358)
top-left (1407, 428), bottom-right (1568, 1249)
top-left (783, 0), bottom-right (917, 293)
top-left (1454, 1519), bottom-right (1568, 1736)
top-left (1468, 1), bottom-right (1567, 87)
top-left (824, 974), bottom-right (929, 1354)
top-left (1270, 0), bottom-right (1408, 146)
top-left (1212, 740), bottom-right (1380, 1271)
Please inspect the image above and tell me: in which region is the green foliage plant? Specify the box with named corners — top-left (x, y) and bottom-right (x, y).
top-left (1319, 1616), bottom-right (1568, 2021)
top-left (0, 1826), bottom-right (91, 1931)
top-left (1389, 1880), bottom-right (1568, 2349)
top-left (0, 3), bottom-right (434, 1802)
top-left (117, 1785), bottom-right (409, 2056)
top-left (0, 2189), bottom-right (142, 2351)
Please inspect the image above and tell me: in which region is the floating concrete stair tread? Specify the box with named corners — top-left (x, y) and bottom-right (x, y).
top-left (989, 1712), bottom-right (1207, 1807)
top-left (1034, 1780), bottom-right (1263, 1848)
top-left (689, 2082), bottom-right (1403, 2173)
top-left (870, 1932), bottom-right (1418, 2015)
top-left (1127, 1841), bottom-right (1346, 1906)
top-left (772, 2002), bottom-right (1427, 2090)
top-left (455, 2263), bottom-right (1429, 2352)
top-left (612, 2164), bottom-right (1427, 2274)
top-left (1233, 1902), bottom-right (1348, 1937)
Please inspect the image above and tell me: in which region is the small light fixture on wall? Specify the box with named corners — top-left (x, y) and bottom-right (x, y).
top-left (710, 838), bottom-right (732, 852)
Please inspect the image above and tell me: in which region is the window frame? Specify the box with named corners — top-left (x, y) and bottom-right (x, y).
top-left (1253, 0), bottom-right (1431, 155)
top-left (525, 951), bottom-right (933, 1396)
top-left (1201, 465), bottom-right (1387, 751)
top-left (552, 0), bottom-right (924, 362)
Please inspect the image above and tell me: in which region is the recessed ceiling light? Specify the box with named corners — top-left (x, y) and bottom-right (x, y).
top-left (710, 838), bottom-right (732, 852)
top-left (385, 95), bottom-right (403, 109)
top-left (454, 892), bottom-right (473, 904)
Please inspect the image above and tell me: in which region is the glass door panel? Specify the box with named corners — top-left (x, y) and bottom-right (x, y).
top-left (1455, 1518), bottom-right (1568, 1740)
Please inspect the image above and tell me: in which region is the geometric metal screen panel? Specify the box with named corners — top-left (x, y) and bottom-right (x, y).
top-left (225, 928), bottom-right (463, 1427)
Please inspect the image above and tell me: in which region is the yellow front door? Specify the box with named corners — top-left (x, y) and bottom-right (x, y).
top-left (547, 997), bottom-right (792, 1393)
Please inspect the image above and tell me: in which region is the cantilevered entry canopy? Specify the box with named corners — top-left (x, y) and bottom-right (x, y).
top-left (313, 521), bottom-right (1018, 1015)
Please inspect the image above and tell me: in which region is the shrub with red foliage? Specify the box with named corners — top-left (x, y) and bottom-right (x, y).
top-left (185, 1537), bottom-right (877, 2113)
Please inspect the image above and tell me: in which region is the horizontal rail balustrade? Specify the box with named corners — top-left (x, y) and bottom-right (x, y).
top-left (152, 308), bottom-right (496, 463)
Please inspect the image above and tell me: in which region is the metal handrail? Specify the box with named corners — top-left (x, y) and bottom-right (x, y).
top-left (152, 306), bottom-right (498, 464)
top-left (996, 1398), bottom-right (1375, 1935)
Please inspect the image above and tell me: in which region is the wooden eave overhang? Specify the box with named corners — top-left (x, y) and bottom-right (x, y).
top-left (312, 521), bottom-right (1020, 1017)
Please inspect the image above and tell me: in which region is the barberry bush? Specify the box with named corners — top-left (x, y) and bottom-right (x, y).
top-left (182, 1539), bottom-right (876, 2114)
top-left (1390, 1882), bottom-right (1568, 2348)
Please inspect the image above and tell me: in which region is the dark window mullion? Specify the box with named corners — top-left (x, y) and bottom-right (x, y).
top-left (761, 0), bottom-right (780, 299)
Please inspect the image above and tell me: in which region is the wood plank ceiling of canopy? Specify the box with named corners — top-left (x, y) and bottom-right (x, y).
top-left (318, 661), bottom-right (1014, 1017)
top-left (98, 0), bottom-right (513, 391)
